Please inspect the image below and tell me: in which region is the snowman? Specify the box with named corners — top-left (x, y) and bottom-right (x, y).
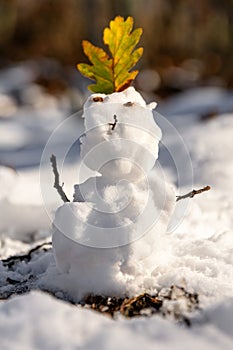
top-left (52, 86), bottom-right (175, 298)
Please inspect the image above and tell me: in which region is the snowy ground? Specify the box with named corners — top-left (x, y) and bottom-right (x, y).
top-left (0, 291), bottom-right (233, 350)
top-left (0, 64), bottom-right (233, 349)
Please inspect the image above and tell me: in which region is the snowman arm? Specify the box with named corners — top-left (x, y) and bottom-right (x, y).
top-left (176, 185), bottom-right (211, 202)
top-left (50, 154), bottom-right (70, 202)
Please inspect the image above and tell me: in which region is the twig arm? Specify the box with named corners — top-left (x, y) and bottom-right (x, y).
top-left (176, 185), bottom-right (211, 202)
top-left (50, 154), bottom-right (70, 202)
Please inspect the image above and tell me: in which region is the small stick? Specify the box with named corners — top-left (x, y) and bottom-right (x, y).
top-left (50, 154), bottom-right (70, 202)
top-left (176, 185), bottom-right (211, 202)
top-left (108, 114), bottom-right (118, 133)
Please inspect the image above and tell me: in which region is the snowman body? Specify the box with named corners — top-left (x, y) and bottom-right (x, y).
top-left (52, 87), bottom-right (175, 297)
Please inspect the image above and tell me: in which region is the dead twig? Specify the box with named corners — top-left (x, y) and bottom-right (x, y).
top-left (176, 185), bottom-right (211, 202)
top-left (50, 154), bottom-right (70, 202)
top-left (108, 114), bottom-right (118, 134)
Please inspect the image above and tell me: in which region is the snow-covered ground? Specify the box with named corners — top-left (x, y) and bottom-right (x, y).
top-left (0, 291), bottom-right (233, 350)
top-left (0, 65), bottom-right (233, 349)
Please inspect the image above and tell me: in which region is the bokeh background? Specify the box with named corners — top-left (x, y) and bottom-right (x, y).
top-left (0, 0), bottom-right (233, 101)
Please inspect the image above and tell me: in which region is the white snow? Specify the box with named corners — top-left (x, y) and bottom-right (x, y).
top-left (1, 77), bottom-right (233, 350)
top-left (80, 87), bottom-right (159, 178)
top-left (0, 291), bottom-right (233, 350)
top-left (52, 87), bottom-right (176, 298)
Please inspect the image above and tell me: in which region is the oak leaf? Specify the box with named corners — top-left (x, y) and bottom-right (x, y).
top-left (77, 16), bottom-right (143, 94)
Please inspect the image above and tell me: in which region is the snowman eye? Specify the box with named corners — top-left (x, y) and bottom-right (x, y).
top-left (124, 101), bottom-right (134, 107)
top-left (92, 96), bottom-right (104, 102)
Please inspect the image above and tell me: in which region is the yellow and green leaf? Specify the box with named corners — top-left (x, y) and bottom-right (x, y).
top-left (77, 16), bottom-right (143, 94)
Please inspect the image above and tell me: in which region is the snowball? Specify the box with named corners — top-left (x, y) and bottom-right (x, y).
top-left (80, 87), bottom-right (161, 180)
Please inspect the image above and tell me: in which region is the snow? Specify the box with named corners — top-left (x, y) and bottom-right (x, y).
top-left (0, 73), bottom-right (233, 350)
top-left (157, 86), bottom-right (233, 117)
top-left (0, 291), bottom-right (233, 350)
top-left (80, 87), bottom-right (158, 178)
top-left (52, 87), bottom-right (176, 298)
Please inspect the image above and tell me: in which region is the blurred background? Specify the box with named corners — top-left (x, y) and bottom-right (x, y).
top-left (0, 0), bottom-right (233, 103)
top-left (0, 0), bottom-right (233, 244)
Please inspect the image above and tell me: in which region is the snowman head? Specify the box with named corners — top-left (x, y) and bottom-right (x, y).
top-left (80, 87), bottom-right (162, 182)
